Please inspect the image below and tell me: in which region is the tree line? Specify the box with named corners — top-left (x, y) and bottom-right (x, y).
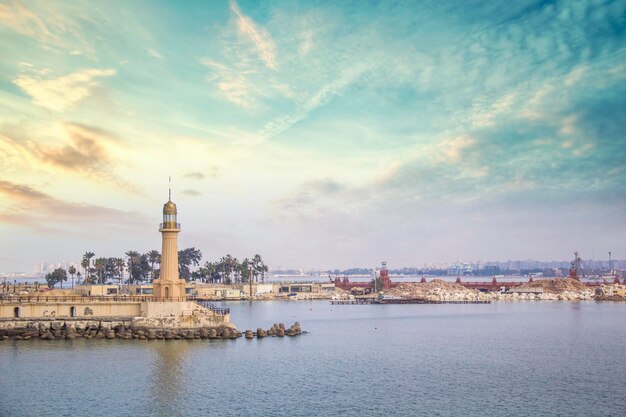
top-left (42, 249), bottom-right (269, 288)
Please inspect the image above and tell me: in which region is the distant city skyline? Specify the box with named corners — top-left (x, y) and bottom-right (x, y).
top-left (1, 255), bottom-right (622, 276)
top-left (1, 1), bottom-right (625, 272)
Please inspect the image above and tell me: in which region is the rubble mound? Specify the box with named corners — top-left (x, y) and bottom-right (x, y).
top-left (385, 279), bottom-right (479, 299)
top-left (523, 278), bottom-right (587, 294)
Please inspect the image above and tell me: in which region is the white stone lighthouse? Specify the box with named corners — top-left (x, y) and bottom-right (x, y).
top-left (152, 191), bottom-right (186, 302)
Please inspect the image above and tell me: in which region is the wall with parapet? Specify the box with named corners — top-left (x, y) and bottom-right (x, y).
top-left (0, 301), bottom-right (141, 319)
top-left (0, 301), bottom-right (230, 329)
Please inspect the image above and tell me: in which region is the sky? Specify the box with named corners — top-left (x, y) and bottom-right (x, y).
top-left (0, 0), bottom-right (625, 273)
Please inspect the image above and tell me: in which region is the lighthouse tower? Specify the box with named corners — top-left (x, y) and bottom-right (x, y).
top-left (152, 191), bottom-right (186, 301)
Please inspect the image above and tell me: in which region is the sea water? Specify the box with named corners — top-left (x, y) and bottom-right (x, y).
top-left (1, 301), bottom-right (625, 416)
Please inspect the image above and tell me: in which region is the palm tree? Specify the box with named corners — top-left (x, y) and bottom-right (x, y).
top-left (205, 261), bottom-right (216, 283)
top-left (114, 258), bottom-right (125, 285)
top-left (82, 251), bottom-right (95, 283)
top-left (68, 265), bottom-right (77, 289)
top-left (94, 258), bottom-right (106, 284)
top-left (252, 254), bottom-right (268, 283)
top-left (240, 258), bottom-right (250, 283)
top-left (125, 251), bottom-right (140, 285)
top-left (147, 250), bottom-right (161, 281)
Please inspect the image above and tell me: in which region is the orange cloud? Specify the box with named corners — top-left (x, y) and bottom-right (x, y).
top-left (0, 180), bottom-right (150, 233)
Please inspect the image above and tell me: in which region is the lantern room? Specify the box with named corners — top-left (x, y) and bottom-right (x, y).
top-left (161, 199), bottom-right (179, 230)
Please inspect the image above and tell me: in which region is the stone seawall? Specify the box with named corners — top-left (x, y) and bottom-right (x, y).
top-left (0, 318), bottom-right (304, 341)
top-left (0, 317), bottom-right (236, 341)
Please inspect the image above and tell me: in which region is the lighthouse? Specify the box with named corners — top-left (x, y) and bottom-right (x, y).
top-left (152, 191), bottom-right (186, 301)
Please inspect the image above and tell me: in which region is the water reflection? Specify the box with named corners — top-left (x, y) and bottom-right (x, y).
top-left (148, 341), bottom-right (189, 416)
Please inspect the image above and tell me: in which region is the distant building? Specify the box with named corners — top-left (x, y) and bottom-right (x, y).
top-left (484, 265), bottom-right (500, 276)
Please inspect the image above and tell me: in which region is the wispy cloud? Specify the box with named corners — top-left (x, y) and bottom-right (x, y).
top-left (0, 121), bottom-right (136, 192)
top-left (229, 0), bottom-right (276, 69)
top-left (13, 67), bottom-right (116, 112)
top-left (184, 172), bottom-right (205, 180)
top-left (182, 189), bottom-right (201, 196)
top-left (147, 48), bottom-right (163, 59)
top-left (0, 180), bottom-right (149, 233)
top-left (35, 122), bottom-right (120, 174)
top-left (0, 0), bottom-right (96, 54)
top-left (298, 30), bottom-right (314, 56)
top-left (255, 65), bottom-right (368, 144)
top-left (201, 59), bottom-right (256, 108)
top-left (0, 1), bottom-right (54, 42)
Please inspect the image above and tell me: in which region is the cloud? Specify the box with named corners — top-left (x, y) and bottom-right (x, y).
top-left (147, 48), bottom-right (163, 59)
top-left (298, 30), bottom-right (313, 55)
top-left (0, 1), bottom-right (96, 54)
top-left (255, 66), bottom-right (368, 143)
top-left (0, 121), bottom-right (136, 192)
top-left (201, 59), bottom-right (256, 108)
top-left (229, 0), bottom-right (276, 69)
top-left (35, 122), bottom-right (120, 173)
top-left (0, 180), bottom-right (150, 233)
top-left (0, 1), bottom-right (56, 43)
top-left (13, 67), bottom-right (116, 112)
top-left (184, 172), bottom-right (205, 180)
top-left (182, 189), bottom-right (201, 196)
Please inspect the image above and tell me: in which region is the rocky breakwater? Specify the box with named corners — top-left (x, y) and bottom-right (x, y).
top-left (383, 278), bottom-right (596, 302)
top-left (386, 280), bottom-right (486, 302)
top-left (594, 284), bottom-right (626, 301)
top-left (252, 322), bottom-right (303, 338)
top-left (0, 320), bottom-right (305, 341)
top-left (0, 320), bottom-right (236, 341)
top-left (494, 278), bottom-right (594, 301)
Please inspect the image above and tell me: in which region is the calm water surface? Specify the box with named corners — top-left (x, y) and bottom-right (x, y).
top-left (1, 301), bottom-right (625, 417)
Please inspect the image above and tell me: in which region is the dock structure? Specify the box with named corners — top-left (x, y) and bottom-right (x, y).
top-left (331, 299), bottom-right (374, 305)
top-left (331, 299), bottom-right (491, 305)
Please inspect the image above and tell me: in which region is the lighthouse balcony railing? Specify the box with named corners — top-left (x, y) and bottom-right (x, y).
top-left (159, 222), bottom-right (181, 230)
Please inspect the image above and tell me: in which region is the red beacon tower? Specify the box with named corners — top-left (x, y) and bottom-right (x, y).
top-left (380, 261), bottom-right (392, 289)
top-left (569, 251), bottom-right (583, 280)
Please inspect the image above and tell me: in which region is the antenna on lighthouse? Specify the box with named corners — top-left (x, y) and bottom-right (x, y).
top-left (168, 176), bottom-right (171, 201)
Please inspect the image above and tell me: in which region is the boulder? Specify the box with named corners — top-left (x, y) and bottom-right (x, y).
top-left (245, 330), bottom-right (254, 339)
top-left (147, 330), bottom-right (157, 340)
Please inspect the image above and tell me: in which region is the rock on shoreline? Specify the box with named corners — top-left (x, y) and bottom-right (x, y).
top-left (0, 321), bottom-right (305, 341)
